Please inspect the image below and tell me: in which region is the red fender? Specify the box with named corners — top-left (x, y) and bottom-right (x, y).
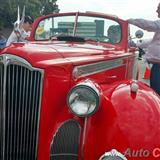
top-left (83, 80), bottom-right (160, 160)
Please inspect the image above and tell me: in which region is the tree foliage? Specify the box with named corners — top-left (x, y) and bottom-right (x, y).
top-left (41, 1), bottom-right (59, 15)
top-left (0, 0), bottom-right (59, 29)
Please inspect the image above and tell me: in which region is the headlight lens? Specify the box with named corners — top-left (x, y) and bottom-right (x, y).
top-left (67, 81), bottom-right (100, 117)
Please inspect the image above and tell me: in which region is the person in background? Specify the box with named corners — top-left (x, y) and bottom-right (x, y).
top-left (6, 15), bottom-right (34, 46)
top-left (107, 25), bottom-right (121, 44)
top-left (0, 33), bottom-right (6, 49)
top-left (128, 2), bottom-right (160, 95)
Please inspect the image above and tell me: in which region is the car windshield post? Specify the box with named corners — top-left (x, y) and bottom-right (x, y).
top-left (73, 12), bottom-right (79, 36)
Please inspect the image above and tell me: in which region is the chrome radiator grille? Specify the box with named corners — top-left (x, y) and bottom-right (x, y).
top-left (0, 54), bottom-right (43, 160)
top-left (50, 120), bottom-right (81, 160)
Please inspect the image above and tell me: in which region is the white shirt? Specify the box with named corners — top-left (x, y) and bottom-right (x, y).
top-left (128, 18), bottom-right (160, 63)
top-left (6, 28), bottom-right (28, 47)
top-left (6, 31), bottom-right (18, 46)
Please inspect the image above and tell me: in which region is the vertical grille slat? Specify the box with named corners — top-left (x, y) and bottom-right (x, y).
top-left (16, 66), bottom-right (23, 160)
top-left (23, 69), bottom-right (30, 160)
top-left (25, 71), bottom-right (33, 160)
top-left (29, 72), bottom-right (40, 159)
top-left (19, 68), bottom-right (27, 160)
top-left (13, 65), bottom-right (19, 159)
top-left (10, 65), bottom-right (15, 159)
top-left (0, 64), bottom-right (4, 160)
top-left (6, 65), bottom-right (10, 160)
top-left (0, 55), bottom-right (43, 160)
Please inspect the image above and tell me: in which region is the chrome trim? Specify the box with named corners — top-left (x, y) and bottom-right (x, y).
top-left (73, 12), bottom-right (79, 36)
top-left (67, 79), bottom-right (100, 117)
top-left (0, 54), bottom-right (44, 160)
top-left (50, 153), bottom-right (78, 156)
top-left (124, 57), bottom-right (129, 79)
top-left (132, 53), bottom-right (138, 79)
top-left (2, 63), bottom-right (7, 160)
top-left (81, 117), bottom-right (87, 159)
top-left (99, 149), bottom-right (127, 160)
top-left (73, 58), bottom-right (126, 79)
top-left (0, 54), bottom-right (32, 69)
top-left (0, 64), bottom-right (3, 159)
top-left (0, 55), bottom-right (11, 160)
top-left (125, 55), bottom-right (136, 79)
top-left (85, 11), bottom-right (118, 18)
top-left (76, 79), bottom-right (100, 97)
top-left (35, 70), bottom-right (44, 160)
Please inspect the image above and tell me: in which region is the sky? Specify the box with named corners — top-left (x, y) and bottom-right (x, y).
top-left (57, 0), bottom-right (160, 39)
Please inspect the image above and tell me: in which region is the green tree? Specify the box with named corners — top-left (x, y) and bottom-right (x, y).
top-left (0, 0), bottom-right (59, 29)
top-left (40, 0), bottom-right (59, 15)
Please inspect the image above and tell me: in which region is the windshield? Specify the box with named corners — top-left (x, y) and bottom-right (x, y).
top-left (35, 14), bottom-right (122, 44)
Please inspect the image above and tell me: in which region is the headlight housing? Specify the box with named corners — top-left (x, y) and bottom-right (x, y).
top-left (67, 80), bottom-right (100, 117)
top-left (99, 149), bottom-right (127, 160)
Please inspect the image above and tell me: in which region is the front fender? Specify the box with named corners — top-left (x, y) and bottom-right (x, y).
top-left (83, 80), bottom-right (160, 160)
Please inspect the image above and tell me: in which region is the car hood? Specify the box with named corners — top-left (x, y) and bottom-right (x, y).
top-left (1, 41), bottom-right (131, 68)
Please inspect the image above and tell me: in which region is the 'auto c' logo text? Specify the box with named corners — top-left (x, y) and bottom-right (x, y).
top-left (153, 148), bottom-right (160, 158)
top-left (124, 148), bottom-right (160, 158)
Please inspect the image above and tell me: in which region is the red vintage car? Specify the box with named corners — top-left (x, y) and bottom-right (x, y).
top-left (0, 12), bottom-right (160, 160)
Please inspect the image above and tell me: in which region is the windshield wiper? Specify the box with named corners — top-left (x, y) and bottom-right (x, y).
top-left (84, 37), bottom-right (100, 42)
top-left (51, 35), bottom-right (86, 42)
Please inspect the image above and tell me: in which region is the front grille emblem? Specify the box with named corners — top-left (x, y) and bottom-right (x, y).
top-left (0, 55), bottom-right (11, 65)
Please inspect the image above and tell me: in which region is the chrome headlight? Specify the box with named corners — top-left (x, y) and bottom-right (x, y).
top-left (67, 80), bottom-right (100, 117)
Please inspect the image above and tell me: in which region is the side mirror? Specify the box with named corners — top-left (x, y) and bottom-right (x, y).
top-left (135, 30), bottom-right (144, 39)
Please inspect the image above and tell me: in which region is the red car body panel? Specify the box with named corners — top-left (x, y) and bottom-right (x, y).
top-left (84, 81), bottom-right (160, 160)
top-left (0, 12), bottom-right (160, 160)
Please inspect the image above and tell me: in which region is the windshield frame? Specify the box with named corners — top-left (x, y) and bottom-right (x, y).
top-left (30, 12), bottom-right (128, 49)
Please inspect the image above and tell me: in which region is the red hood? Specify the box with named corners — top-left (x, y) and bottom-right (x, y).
top-left (1, 41), bottom-right (132, 68)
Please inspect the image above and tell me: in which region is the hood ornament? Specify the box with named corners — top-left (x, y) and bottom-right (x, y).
top-left (13, 6), bottom-right (25, 38)
top-left (130, 80), bottom-right (139, 93)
